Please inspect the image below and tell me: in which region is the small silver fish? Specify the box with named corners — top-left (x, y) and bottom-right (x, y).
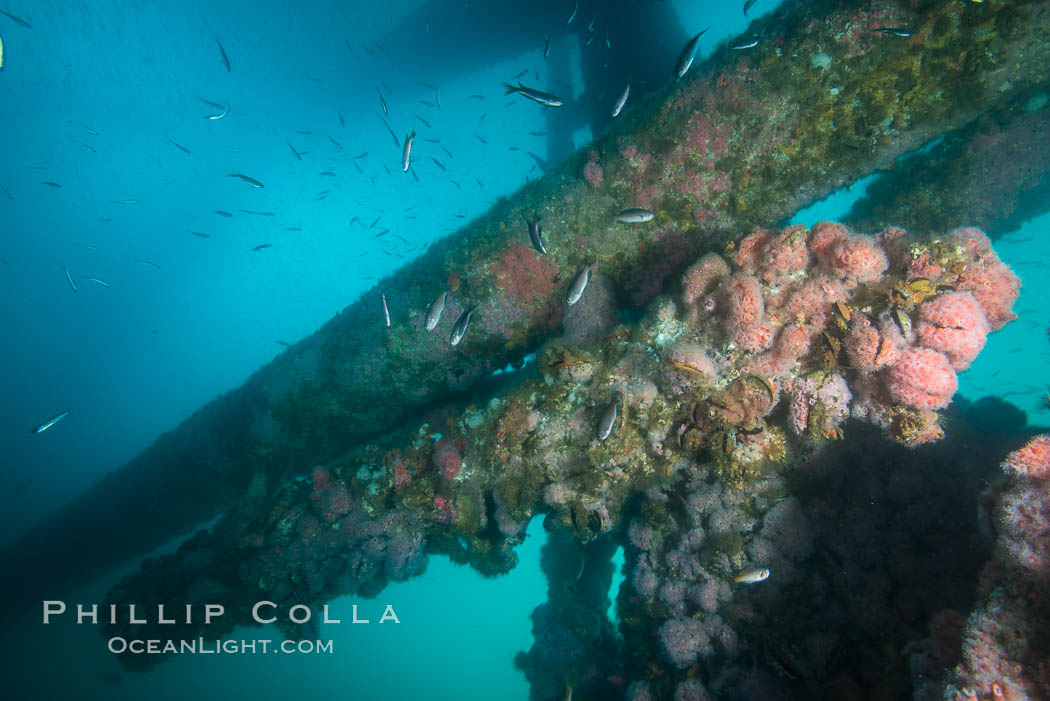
top-left (566, 0), bottom-right (578, 24)
top-left (228, 172), bottom-right (264, 188)
top-left (733, 566), bottom-right (770, 585)
top-left (203, 102), bottom-right (230, 120)
top-left (543, 34), bottom-right (550, 60)
top-left (81, 276), bottom-right (110, 287)
top-left (403, 130), bottom-right (416, 172)
top-left (424, 291), bottom-right (447, 331)
top-left (528, 216), bottom-right (547, 254)
top-left (676, 29), bottom-right (709, 78)
top-left (216, 39), bottom-right (231, 72)
top-left (872, 26), bottom-right (912, 37)
top-left (382, 292), bottom-right (391, 327)
top-left (62, 265), bottom-right (77, 293)
top-left (732, 39), bottom-right (760, 50)
top-left (134, 258), bottom-right (160, 269)
top-left (616, 207), bottom-right (654, 223)
top-left (503, 83), bottom-right (564, 107)
top-left (449, 305), bottom-right (477, 346)
top-left (73, 243), bottom-right (99, 252)
top-left (610, 82), bottom-right (630, 118)
top-left (0, 9), bottom-right (31, 28)
top-left (566, 267), bottom-right (591, 306)
top-left (66, 136), bottom-right (96, 153)
top-left (596, 397), bottom-right (619, 440)
top-left (67, 120), bottom-right (98, 136)
top-left (31, 409), bottom-right (71, 434)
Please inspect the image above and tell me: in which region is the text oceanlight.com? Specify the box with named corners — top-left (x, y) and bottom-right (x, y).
top-left (42, 600), bottom-right (400, 656)
top-left (108, 638), bottom-right (335, 655)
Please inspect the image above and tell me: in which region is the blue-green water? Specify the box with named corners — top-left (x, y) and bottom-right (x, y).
top-left (2, 1), bottom-right (1048, 699)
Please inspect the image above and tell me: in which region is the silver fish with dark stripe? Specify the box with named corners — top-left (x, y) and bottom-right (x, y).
top-left (424, 291), bottom-right (447, 331)
top-left (566, 267), bottom-right (591, 306)
top-left (503, 83), bottom-right (564, 107)
top-left (62, 265), bottom-right (78, 293)
top-left (450, 305), bottom-right (477, 346)
top-left (676, 28), bottom-right (709, 78)
top-left (32, 410), bottom-right (70, 434)
top-left (616, 207), bottom-right (654, 223)
top-left (610, 82), bottom-right (630, 118)
top-left (596, 397), bottom-right (620, 440)
top-left (528, 216), bottom-right (547, 254)
top-left (403, 130), bottom-right (416, 172)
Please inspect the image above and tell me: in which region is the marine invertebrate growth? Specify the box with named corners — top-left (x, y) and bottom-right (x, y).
top-left (679, 223), bottom-right (1017, 448)
top-left (933, 435), bottom-right (1050, 699)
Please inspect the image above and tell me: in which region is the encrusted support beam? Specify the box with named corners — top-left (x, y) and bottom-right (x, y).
top-left (5, 0), bottom-right (1049, 617)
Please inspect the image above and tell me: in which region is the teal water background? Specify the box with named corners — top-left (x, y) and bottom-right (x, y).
top-left (1, 1), bottom-right (1047, 699)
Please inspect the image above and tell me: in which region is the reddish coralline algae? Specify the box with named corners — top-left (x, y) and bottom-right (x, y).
top-left (607, 110), bottom-right (736, 226)
top-left (584, 150), bottom-right (604, 189)
top-left (432, 438), bottom-right (463, 482)
top-left (619, 142), bottom-right (652, 172)
top-left (309, 466), bottom-right (333, 511)
top-left (483, 244), bottom-right (564, 341)
top-left (432, 494), bottom-right (457, 524)
top-left (491, 244), bottom-right (561, 306)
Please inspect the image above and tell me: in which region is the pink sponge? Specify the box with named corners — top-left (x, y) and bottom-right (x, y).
top-left (735, 226), bottom-right (809, 285)
top-left (956, 259), bottom-right (1021, 332)
top-left (885, 347), bottom-right (958, 410)
top-left (815, 232), bottom-right (888, 283)
top-left (726, 273), bottom-right (775, 352)
top-left (947, 228), bottom-right (1021, 330)
top-left (844, 315), bottom-right (899, 372)
top-left (915, 292), bottom-right (990, 370)
top-left (809, 221), bottom-right (849, 258)
top-left (1002, 435), bottom-right (1050, 478)
top-left (682, 253), bottom-right (729, 306)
